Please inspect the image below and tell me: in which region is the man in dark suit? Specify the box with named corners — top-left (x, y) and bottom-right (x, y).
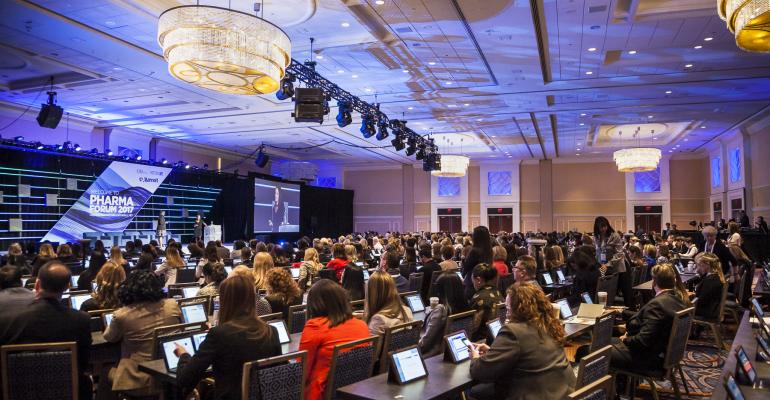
top-left (417, 243), bottom-right (441, 303)
top-left (697, 225), bottom-right (735, 275)
top-left (610, 264), bottom-right (687, 371)
top-left (0, 261), bottom-right (92, 399)
top-left (662, 222), bottom-right (671, 239)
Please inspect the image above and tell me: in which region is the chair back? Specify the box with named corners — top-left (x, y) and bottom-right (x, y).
top-left (663, 307), bottom-right (695, 370)
top-left (318, 269), bottom-right (337, 282)
top-left (495, 302), bottom-right (507, 324)
top-left (589, 313), bottom-right (615, 352)
top-left (1, 342), bottom-right (78, 400)
top-left (241, 351), bottom-right (307, 400)
top-left (575, 345), bottom-right (612, 389)
top-left (596, 274), bottom-right (618, 306)
top-left (259, 312), bottom-right (283, 322)
top-left (287, 304), bottom-right (307, 334)
top-left (715, 282), bottom-right (729, 323)
top-left (497, 274), bottom-right (516, 294)
top-left (378, 320), bottom-right (423, 373)
top-left (443, 310), bottom-right (476, 337)
top-left (152, 322), bottom-right (207, 358)
top-left (567, 374), bottom-right (614, 400)
top-left (350, 299), bottom-right (365, 312)
top-left (408, 272), bottom-right (423, 292)
top-left (324, 336), bottom-right (379, 400)
top-left (341, 265), bottom-right (365, 301)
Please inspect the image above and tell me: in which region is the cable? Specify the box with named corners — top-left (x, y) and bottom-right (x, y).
top-left (0, 84), bottom-right (46, 132)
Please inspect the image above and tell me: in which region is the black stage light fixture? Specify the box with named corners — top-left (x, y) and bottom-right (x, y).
top-left (376, 118), bottom-right (389, 141)
top-left (275, 73), bottom-right (295, 100)
top-left (255, 145), bottom-right (269, 168)
top-left (415, 143), bottom-right (427, 160)
top-left (360, 113), bottom-right (376, 138)
top-left (391, 133), bottom-right (405, 151)
top-left (35, 142), bottom-right (44, 150)
top-left (37, 89), bottom-right (63, 129)
top-left (106, 149), bottom-right (113, 156)
top-left (13, 136), bottom-right (23, 141)
top-left (336, 101), bottom-right (352, 127)
top-left (405, 136), bottom-right (417, 156)
top-left (292, 88), bottom-right (325, 123)
top-left (73, 143), bottom-right (82, 152)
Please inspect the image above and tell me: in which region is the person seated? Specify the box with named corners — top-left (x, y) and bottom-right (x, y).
top-left (124, 240), bottom-right (139, 258)
top-left (229, 266), bottom-right (272, 316)
top-left (175, 275), bottom-right (281, 400)
top-left (80, 261), bottom-right (125, 312)
top-left (365, 271), bottom-right (413, 335)
top-left (512, 255), bottom-right (539, 287)
top-left (690, 253), bottom-right (726, 336)
top-left (419, 271), bottom-right (469, 357)
top-left (56, 243), bottom-right (78, 264)
top-left (568, 249), bottom-right (600, 304)
top-left (470, 263), bottom-right (502, 341)
top-left (154, 246), bottom-right (186, 287)
top-left (197, 262), bottom-right (226, 297)
top-left (341, 258), bottom-right (366, 301)
top-left (264, 268), bottom-right (303, 320)
top-left (610, 264), bottom-right (687, 373)
top-left (230, 240), bottom-right (245, 260)
top-left (0, 261), bottom-right (92, 400)
top-left (29, 243), bottom-right (57, 280)
top-left (0, 265), bottom-right (35, 309)
top-left (214, 240), bottom-right (229, 261)
top-left (468, 282), bottom-right (575, 399)
top-left (77, 241), bottom-right (107, 291)
top-left (197, 244), bottom-right (221, 282)
top-left (298, 248), bottom-right (324, 291)
top-left (439, 245), bottom-right (459, 271)
top-left (109, 245), bottom-right (129, 270)
top-left (492, 245), bottom-right (510, 277)
top-left (400, 246), bottom-right (418, 279)
top-left (2, 243), bottom-right (28, 274)
top-left (300, 279), bottom-right (370, 400)
top-left (325, 243), bottom-right (348, 282)
top-left (381, 250), bottom-right (409, 292)
top-left (251, 251), bottom-right (273, 291)
top-left (417, 243), bottom-right (441, 302)
top-left (103, 270), bottom-right (182, 395)
top-left (134, 244), bottom-right (156, 270)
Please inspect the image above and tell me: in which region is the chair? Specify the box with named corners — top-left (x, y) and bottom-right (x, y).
top-left (589, 313), bottom-right (615, 353)
top-left (443, 310), bottom-right (476, 338)
top-left (241, 351), bottom-right (307, 400)
top-left (287, 304), bottom-right (307, 334)
top-left (725, 267), bottom-right (751, 322)
top-left (1, 342), bottom-right (78, 400)
top-left (151, 322), bottom-right (207, 358)
top-left (567, 374), bottom-right (614, 400)
top-left (259, 312), bottom-right (283, 322)
top-left (692, 283), bottom-right (729, 350)
top-left (324, 336), bottom-right (379, 400)
top-left (495, 302), bottom-right (507, 324)
top-left (596, 274), bottom-right (618, 306)
top-left (408, 272), bottom-right (423, 293)
top-left (318, 269), bottom-right (337, 282)
top-left (575, 345), bottom-right (612, 389)
top-left (497, 274), bottom-right (516, 294)
top-left (378, 320), bottom-right (424, 373)
top-left (613, 307), bottom-right (694, 400)
top-left (350, 299), bottom-right (365, 312)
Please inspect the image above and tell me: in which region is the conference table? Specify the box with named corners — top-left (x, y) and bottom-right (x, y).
top-left (709, 311), bottom-right (768, 400)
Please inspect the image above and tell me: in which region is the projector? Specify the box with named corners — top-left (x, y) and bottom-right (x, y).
top-left (37, 91), bottom-right (63, 129)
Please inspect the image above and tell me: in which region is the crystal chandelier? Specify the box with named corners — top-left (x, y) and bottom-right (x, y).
top-left (431, 155), bottom-right (470, 177)
top-left (718, 0), bottom-right (770, 52)
top-left (613, 148), bottom-right (662, 173)
top-left (158, 5), bottom-right (291, 95)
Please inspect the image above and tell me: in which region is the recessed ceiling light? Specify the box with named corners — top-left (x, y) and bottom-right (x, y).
top-left (407, 106), bottom-right (414, 110)
top-left (704, 37), bottom-right (713, 41)
top-left (580, 113), bottom-right (586, 116)
top-left (669, 150), bottom-right (674, 153)
top-left (445, 81), bottom-right (453, 85)
top-left (448, 104), bottom-right (457, 108)
top-left (341, 22), bottom-right (350, 27)
top-left (576, 148), bottom-right (581, 151)
top-left (685, 64), bottom-right (693, 68)
top-left (585, 71), bottom-right (593, 75)
top-left (701, 125), bottom-right (706, 128)
top-left (694, 45), bottom-right (702, 49)
top-left (647, 115), bottom-right (653, 118)
top-left (628, 50), bottom-right (637, 55)
top-left (684, 138), bottom-right (689, 141)
top-left (352, 74), bottom-right (358, 78)
top-left (579, 123), bottom-right (585, 126)
top-left (316, 55), bottom-right (323, 60)
top-left (113, 67), bottom-right (122, 71)
top-left (476, 118), bottom-right (483, 122)
top-left (588, 47), bottom-right (597, 52)
top-left (653, 137), bottom-right (658, 140)
top-left (375, 0), bottom-right (385, 4)
top-left (337, 69), bottom-right (344, 73)
top-left (491, 135), bottom-right (497, 138)
top-left (576, 153), bottom-right (581, 156)
top-left (402, 69), bottom-right (409, 73)
top-left (463, 103), bottom-right (469, 106)
top-left (428, 61), bottom-right (436, 66)
top-left (364, 88), bottom-right (372, 92)
top-left (665, 90), bottom-right (672, 94)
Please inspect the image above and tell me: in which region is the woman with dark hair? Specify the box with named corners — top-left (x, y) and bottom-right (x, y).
top-left (325, 243), bottom-right (348, 282)
top-left (593, 216), bottom-right (632, 307)
top-left (56, 243), bottom-right (78, 264)
top-left (400, 246), bottom-right (418, 279)
top-left (264, 268), bottom-right (302, 319)
top-left (197, 262), bottom-right (226, 297)
top-left (567, 249), bottom-right (600, 305)
top-left (462, 226), bottom-right (494, 299)
top-left (341, 259), bottom-right (366, 301)
top-left (196, 244), bottom-right (221, 282)
top-left (419, 271), bottom-right (470, 356)
top-left (134, 244), bottom-right (155, 270)
top-left (174, 275), bottom-right (281, 400)
top-left (300, 280), bottom-right (370, 400)
top-left (103, 270), bottom-right (181, 395)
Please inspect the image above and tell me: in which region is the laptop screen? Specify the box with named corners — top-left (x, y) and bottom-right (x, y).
top-left (181, 303), bottom-right (207, 324)
top-left (391, 347), bottom-right (427, 383)
top-left (455, 271), bottom-right (463, 281)
top-left (70, 275), bottom-right (79, 287)
top-left (736, 346), bottom-right (757, 384)
top-left (103, 312), bottom-right (115, 329)
top-left (556, 269), bottom-right (565, 282)
top-left (487, 319), bottom-right (502, 338)
top-left (69, 294), bottom-right (91, 310)
top-left (290, 268), bottom-right (300, 279)
top-left (162, 336), bottom-right (195, 371)
top-left (542, 273), bottom-right (553, 285)
top-left (268, 320), bottom-right (290, 344)
top-left (725, 374), bottom-right (745, 400)
top-left (758, 334), bottom-right (770, 356)
top-left (224, 266), bottom-right (233, 275)
top-left (556, 299), bottom-right (572, 319)
top-left (752, 297), bottom-right (764, 319)
top-left (192, 332), bottom-right (208, 351)
top-left (181, 287), bottom-right (199, 298)
top-left (405, 294), bottom-right (425, 313)
top-left (445, 331), bottom-right (471, 362)
top-left (581, 292), bottom-right (593, 304)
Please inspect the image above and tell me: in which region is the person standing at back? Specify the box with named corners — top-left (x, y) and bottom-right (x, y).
top-left (594, 216), bottom-right (633, 307)
top-left (0, 261), bottom-right (93, 399)
top-left (462, 226), bottom-right (494, 300)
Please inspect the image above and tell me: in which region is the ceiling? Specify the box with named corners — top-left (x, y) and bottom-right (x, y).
top-left (1, 0), bottom-right (770, 165)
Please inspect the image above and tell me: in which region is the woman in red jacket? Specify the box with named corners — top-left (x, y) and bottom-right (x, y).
top-left (325, 243), bottom-right (349, 282)
top-left (299, 279), bottom-right (370, 400)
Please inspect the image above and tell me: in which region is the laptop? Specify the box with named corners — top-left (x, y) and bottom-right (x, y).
top-left (192, 332), bottom-right (208, 351)
top-left (455, 271), bottom-right (463, 281)
top-left (161, 336), bottom-right (196, 372)
top-left (224, 266), bottom-right (233, 275)
top-left (404, 294), bottom-right (425, 313)
top-left (758, 334), bottom-right (770, 361)
top-left (487, 319), bottom-right (502, 339)
top-left (556, 299), bottom-right (603, 325)
top-left (69, 293), bottom-right (91, 310)
top-left (267, 320), bottom-right (291, 344)
top-left (444, 331), bottom-right (472, 363)
top-left (389, 346), bottom-right (428, 384)
top-left (581, 292), bottom-right (593, 304)
top-left (181, 303), bottom-right (208, 324)
top-left (725, 373), bottom-right (746, 400)
top-left (751, 297), bottom-right (770, 326)
top-left (355, 261), bottom-right (364, 268)
top-left (181, 287), bottom-right (199, 299)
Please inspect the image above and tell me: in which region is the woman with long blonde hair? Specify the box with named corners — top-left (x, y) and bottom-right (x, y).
top-left (252, 252), bottom-right (273, 290)
top-left (154, 246), bottom-right (185, 287)
top-left (364, 271), bottom-right (413, 335)
top-left (109, 245), bottom-right (128, 268)
top-left (692, 253), bottom-right (726, 323)
top-left (468, 282), bottom-right (574, 399)
top-left (81, 261), bottom-right (126, 312)
top-left (298, 248), bottom-right (323, 290)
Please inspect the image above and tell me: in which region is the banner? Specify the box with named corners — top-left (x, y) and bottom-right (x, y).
top-left (41, 161), bottom-right (171, 243)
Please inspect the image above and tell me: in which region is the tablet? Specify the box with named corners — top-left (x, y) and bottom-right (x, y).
top-left (487, 319), bottom-right (502, 339)
top-left (69, 293), bottom-right (91, 310)
top-left (181, 287), bottom-right (199, 299)
top-left (70, 275), bottom-right (79, 287)
top-left (404, 294), bottom-right (425, 313)
top-left (290, 268), bottom-right (300, 279)
top-left (736, 346), bottom-right (757, 384)
top-left (363, 269), bottom-right (370, 281)
top-left (751, 297), bottom-right (764, 319)
top-left (389, 346), bottom-right (428, 384)
top-left (268, 320), bottom-right (290, 344)
top-left (103, 312), bottom-right (115, 330)
top-left (541, 273), bottom-right (554, 285)
top-left (556, 299), bottom-right (573, 319)
top-left (224, 266), bottom-right (233, 275)
top-left (556, 269), bottom-right (566, 283)
top-left (581, 292), bottom-right (593, 304)
top-left (758, 334), bottom-right (770, 358)
top-left (192, 332), bottom-right (208, 351)
top-left (724, 373), bottom-right (745, 400)
top-left (444, 331), bottom-right (471, 363)
top-left (161, 336), bottom-right (195, 372)
top-left (181, 303), bottom-right (208, 324)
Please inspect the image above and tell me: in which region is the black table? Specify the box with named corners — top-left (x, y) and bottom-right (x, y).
top-left (709, 311), bottom-right (769, 399)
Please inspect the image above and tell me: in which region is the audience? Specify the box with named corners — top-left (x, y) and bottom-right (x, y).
top-left (492, 245), bottom-right (509, 277)
top-left (0, 265), bottom-right (34, 308)
top-left (80, 261), bottom-right (125, 312)
top-left (298, 247), bottom-right (324, 291)
top-left (417, 243), bottom-right (441, 301)
top-left (2, 242), bottom-right (28, 274)
top-left (439, 245), bottom-right (459, 271)
top-left (382, 250), bottom-right (409, 292)
top-left (197, 262), bottom-right (227, 297)
top-left (264, 267), bottom-right (303, 319)
top-left (326, 243), bottom-right (348, 282)
top-left (229, 265), bottom-right (273, 315)
top-left (56, 243), bottom-right (78, 264)
top-left (154, 246), bottom-right (185, 287)
top-left (134, 244), bottom-right (156, 270)
top-left (698, 226), bottom-right (735, 276)
top-left (468, 282), bottom-right (574, 399)
top-left (300, 279), bottom-right (370, 400)
top-left (252, 251), bottom-right (273, 291)
top-left (691, 253), bottom-right (726, 336)
top-left (365, 271), bottom-right (414, 335)
top-left (470, 263), bottom-right (502, 340)
top-left (512, 255), bottom-right (538, 287)
top-left (30, 242), bottom-right (57, 274)
top-left (175, 275), bottom-right (281, 400)
top-left (594, 216), bottom-right (633, 307)
top-left (109, 245), bottom-right (129, 269)
top-left (419, 271), bottom-right (469, 356)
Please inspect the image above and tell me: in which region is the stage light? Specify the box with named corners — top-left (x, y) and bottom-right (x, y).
top-left (89, 148), bottom-right (98, 154)
top-left (336, 101), bottom-right (352, 127)
top-left (255, 146), bottom-right (269, 168)
top-left (360, 113), bottom-right (376, 138)
top-left (106, 149), bottom-right (113, 156)
top-left (292, 88), bottom-right (325, 123)
top-left (161, 158), bottom-right (168, 164)
top-left (135, 155), bottom-right (142, 161)
top-left (416, 143), bottom-right (427, 160)
top-left (73, 144), bottom-right (82, 152)
top-left (185, 164), bottom-right (191, 169)
top-left (13, 136), bottom-right (23, 141)
top-left (391, 134), bottom-right (405, 151)
top-left (35, 142), bottom-right (44, 150)
top-left (275, 74), bottom-right (295, 100)
top-left (376, 119), bottom-right (389, 141)
top-left (203, 163), bottom-right (209, 169)
top-left (405, 136), bottom-right (417, 156)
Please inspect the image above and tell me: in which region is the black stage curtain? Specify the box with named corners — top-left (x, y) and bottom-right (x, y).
top-left (210, 176), bottom-right (253, 243)
top-left (300, 185), bottom-right (354, 238)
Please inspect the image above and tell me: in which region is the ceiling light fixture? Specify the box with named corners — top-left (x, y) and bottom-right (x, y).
top-left (588, 47), bottom-right (597, 52)
top-left (694, 45), bottom-right (703, 49)
top-left (585, 71), bottom-right (593, 75)
top-left (718, 0), bottom-right (770, 52)
top-left (428, 61), bottom-right (436, 65)
top-left (376, 0), bottom-right (385, 4)
top-left (336, 101), bottom-right (352, 127)
top-left (665, 90), bottom-right (672, 94)
top-left (157, 5), bottom-right (290, 95)
top-left (685, 64), bottom-right (693, 68)
top-left (628, 50), bottom-right (637, 54)
top-left (431, 155), bottom-right (469, 177)
top-left (704, 37), bottom-right (714, 41)
top-left (341, 22), bottom-right (350, 27)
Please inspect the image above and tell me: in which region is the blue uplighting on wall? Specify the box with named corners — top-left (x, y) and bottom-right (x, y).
top-left (634, 167), bottom-right (661, 193)
top-left (712, 157), bottom-right (721, 188)
top-left (438, 177), bottom-right (461, 197)
top-left (315, 176), bottom-right (336, 188)
top-left (487, 171), bottom-right (512, 196)
top-left (730, 147), bottom-right (741, 182)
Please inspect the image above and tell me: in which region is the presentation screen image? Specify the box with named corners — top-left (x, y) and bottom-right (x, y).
top-left (253, 178), bottom-right (300, 233)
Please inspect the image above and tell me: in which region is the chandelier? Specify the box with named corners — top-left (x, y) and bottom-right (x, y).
top-left (431, 155), bottom-right (470, 177)
top-left (158, 5), bottom-right (291, 95)
top-left (613, 148), bottom-right (662, 173)
top-left (718, 0), bottom-right (770, 52)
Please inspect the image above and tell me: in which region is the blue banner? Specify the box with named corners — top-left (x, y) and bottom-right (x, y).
top-left (41, 161), bottom-right (171, 243)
